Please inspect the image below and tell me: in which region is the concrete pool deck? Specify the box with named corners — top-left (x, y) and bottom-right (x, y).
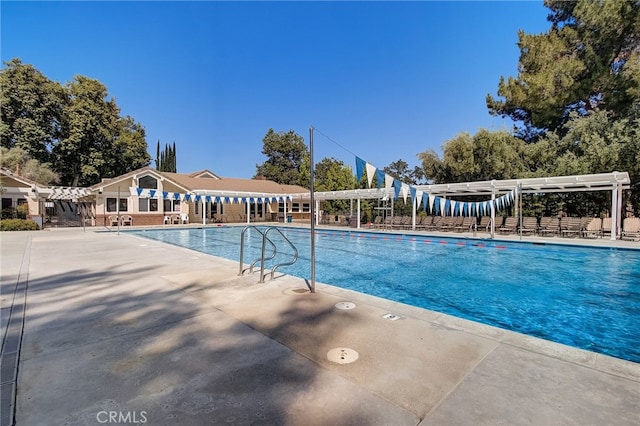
top-left (1, 227), bottom-right (638, 425)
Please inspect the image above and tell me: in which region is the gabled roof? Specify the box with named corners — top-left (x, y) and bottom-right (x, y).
top-left (0, 167), bottom-right (39, 187)
top-left (188, 169), bottom-right (220, 179)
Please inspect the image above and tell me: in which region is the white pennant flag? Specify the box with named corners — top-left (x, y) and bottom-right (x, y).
top-left (385, 174), bottom-right (394, 191)
top-left (440, 198), bottom-right (447, 215)
top-left (415, 190), bottom-right (423, 209)
top-left (428, 194), bottom-right (435, 213)
top-left (365, 163), bottom-right (376, 188)
top-left (401, 183), bottom-right (409, 202)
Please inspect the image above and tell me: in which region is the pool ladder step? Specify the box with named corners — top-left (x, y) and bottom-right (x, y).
top-left (238, 226), bottom-right (298, 283)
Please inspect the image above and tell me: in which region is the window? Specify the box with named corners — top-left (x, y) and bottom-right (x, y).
top-left (138, 198), bottom-right (158, 212)
top-left (302, 203), bottom-right (310, 212)
top-left (292, 203), bottom-right (300, 212)
top-left (138, 175), bottom-right (157, 189)
top-left (250, 203), bottom-right (263, 216)
top-left (106, 198), bottom-right (128, 213)
top-left (163, 199), bottom-right (181, 213)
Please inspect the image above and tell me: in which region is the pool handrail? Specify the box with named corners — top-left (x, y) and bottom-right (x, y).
top-left (259, 227), bottom-right (299, 283)
top-left (238, 226), bottom-right (299, 282)
top-left (238, 226), bottom-right (276, 276)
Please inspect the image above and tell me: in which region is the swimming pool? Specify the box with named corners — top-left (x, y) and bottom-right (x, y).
top-left (129, 226), bottom-right (640, 363)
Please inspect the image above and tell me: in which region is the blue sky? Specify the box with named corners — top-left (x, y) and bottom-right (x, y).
top-left (2, 1), bottom-right (550, 179)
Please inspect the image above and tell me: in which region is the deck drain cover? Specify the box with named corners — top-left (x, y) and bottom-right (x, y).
top-left (327, 348), bottom-right (359, 364)
top-left (335, 301), bottom-right (356, 310)
top-left (382, 313), bottom-right (401, 321)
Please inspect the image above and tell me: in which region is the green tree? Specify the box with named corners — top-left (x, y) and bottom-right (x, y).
top-left (0, 58), bottom-right (66, 163)
top-left (112, 116), bottom-right (151, 176)
top-left (418, 130), bottom-right (525, 183)
top-left (55, 75), bottom-right (121, 186)
top-left (487, 0), bottom-right (640, 139)
top-left (255, 129), bottom-right (309, 186)
top-left (314, 157), bottom-right (357, 213)
top-left (1, 59), bottom-right (151, 187)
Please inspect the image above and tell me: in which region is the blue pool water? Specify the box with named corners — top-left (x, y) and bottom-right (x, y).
top-left (129, 226), bottom-right (640, 363)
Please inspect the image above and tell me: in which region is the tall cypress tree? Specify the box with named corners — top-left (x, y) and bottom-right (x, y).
top-left (155, 141), bottom-right (177, 172)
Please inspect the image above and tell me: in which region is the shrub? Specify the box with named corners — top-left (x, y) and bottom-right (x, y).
top-left (0, 219), bottom-right (39, 231)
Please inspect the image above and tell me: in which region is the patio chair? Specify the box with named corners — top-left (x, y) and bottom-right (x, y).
top-left (498, 217), bottom-right (518, 234)
top-left (581, 218), bottom-right (602, 239)
top-left (108, 215), bottom-right (120, 227)
top-left (389, 216), bottom-right (404, 230)
top-left (380, 216), bottom-right (393, 230)
top-left (478, 216), bottom-right (492, 233)
top-left (121, 215), bottom-right (133, 226)
top-left (438, 216), bottom-right (456, 231)
top-left (171, 214), bottom-right (181, 224)
top-left (417, 215), bottom-right (433, 230)
top-left (602, 217), bottom-right (612, 237)
top-left (400, 216), bottom-right (413, 230)
top-left (560, 217), bottom-right (582, 238)
top-left (621, 217), bottom-right (640, 241)
top-left (520, 217), bottom-right (538, 235)
top-left (180, 213), bottom-right (189, 224)
top-left (539, 217), bottom-right (560, 237)
top-left (454, 216), bottom-right (476, 233)
top-left (163, 215), bottom-right (171, 225)
top-left (424, 216), bottom-right (442, 231)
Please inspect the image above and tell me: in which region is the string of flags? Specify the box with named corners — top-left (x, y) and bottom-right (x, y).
top-left (130, 188), bottom-right (291, 205)
top-left (355, 156), bottom-right (517, 216)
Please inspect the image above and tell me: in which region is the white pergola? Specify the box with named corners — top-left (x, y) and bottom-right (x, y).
top-left (291, 172), bottom-right (632, 240)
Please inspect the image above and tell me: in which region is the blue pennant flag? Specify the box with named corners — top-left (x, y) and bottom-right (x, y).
top-left (184, 194), bottom-right (191, 201)
top-left (149, 190), bottom-right (156, 198)
top-left (173, 193), bottom-right (180, 200)
top-left (393, 179), bottom-right (402, 200)
top-left (205, 195), bottom-right (211, 203)
top-left (410, 187), bottom-right (417, 204)
top-left (224, 197), bottom-right (230, 203)
top-left (162, 191), bottom-right (168, 199)
top-left (136, 188), bottom-right (143, 196)
top-left (434, 197), bottom-right (440, 215)
top-left (195, 194), bottom-right (201, 203)
top-left (375, 169), bottom-right (385, 188)
top-left (445, 199), bottom-right (451, 216)
top-left (422, 193), bottom-right (429, 212)
top-left (355, 157), bottom-right (366, 182)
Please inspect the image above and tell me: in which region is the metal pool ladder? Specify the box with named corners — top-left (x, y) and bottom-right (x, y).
top-left (238, 226), bottom-right (298, 283)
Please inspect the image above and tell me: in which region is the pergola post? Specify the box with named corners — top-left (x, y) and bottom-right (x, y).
top-left (412, 194), bottom-right (416, 231)
top-left (201, 197), bottom-right (205, 225)
top-left (246, 200), bottom-right (250, 224)
top-left (611, 182), bottom-right (622, 240)
top-left (490, 182), bottom-right (496, 239)
top-left (357, 198), bottom-right (361, 229)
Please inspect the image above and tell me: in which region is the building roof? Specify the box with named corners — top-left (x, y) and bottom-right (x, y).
top-left (85, 166), bottom-right (309, 198)
top-left (0, 167), bottom-right (40, 188)
top-left (160, 171), bottom-right (308, 195)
